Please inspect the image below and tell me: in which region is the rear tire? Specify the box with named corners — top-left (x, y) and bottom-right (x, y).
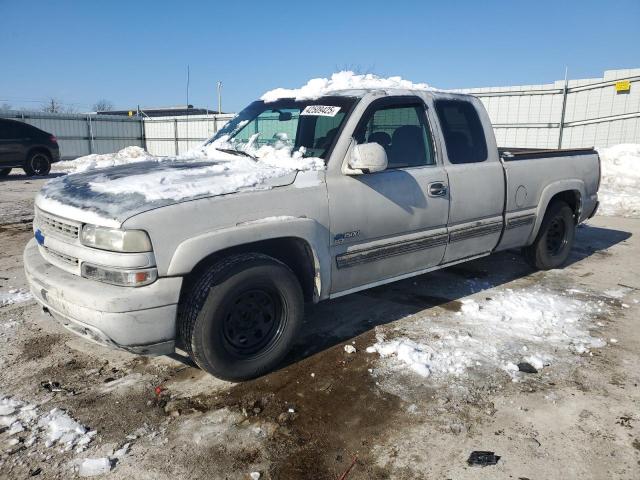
top-left (178, 253), bottom-right (304, 381)
top-left (523, 201), bottom-right (575, 270)
top-left (23, 151), bottom-right (51, 176)
top-left (0, 168), bottom-right (11, 177)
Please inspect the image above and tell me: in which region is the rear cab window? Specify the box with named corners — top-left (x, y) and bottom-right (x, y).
top-left (435, 99), bottom-right (488, 164)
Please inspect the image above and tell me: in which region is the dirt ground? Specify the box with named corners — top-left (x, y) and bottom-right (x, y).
top-left (1, 172), bottom-right (639, 479)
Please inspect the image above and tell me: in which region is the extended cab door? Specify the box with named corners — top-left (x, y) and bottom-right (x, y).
top-left (434, 98), bottom-right (505, 263)
top-left (327, 96), bottom-right (450, 295)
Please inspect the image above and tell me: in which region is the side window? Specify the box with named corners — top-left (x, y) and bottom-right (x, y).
top-left (355, 103), bottom-right (435, 169)
top-left (434, 100), bottom-right (488, 164)
top-left (0, 121), bottom-right (16, 139)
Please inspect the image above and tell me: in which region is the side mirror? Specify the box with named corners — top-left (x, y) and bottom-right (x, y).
top-left (347, 142), bottom-right (388, 174)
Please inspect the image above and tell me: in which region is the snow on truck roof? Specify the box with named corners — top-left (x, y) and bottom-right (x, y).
top-left (260, 71), bottom-right (445, 102)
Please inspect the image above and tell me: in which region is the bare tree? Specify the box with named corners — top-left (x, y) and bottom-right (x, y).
top-left (93, 99), bottom-right (114, 112)
top-left (41, 97), bottom-right (64, 113)
top-left (41, 98), bottom-right (78, 114)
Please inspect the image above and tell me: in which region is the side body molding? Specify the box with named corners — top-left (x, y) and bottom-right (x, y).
top-left (527, 179), bottom-right (585, 245)
top-left (166, 217), bottom-right (331, 301)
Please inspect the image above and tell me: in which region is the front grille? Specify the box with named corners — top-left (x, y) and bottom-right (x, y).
top-left (36, 210), bottom-right (80, 240)
top-left (43, 246), bottom-right (79, 266)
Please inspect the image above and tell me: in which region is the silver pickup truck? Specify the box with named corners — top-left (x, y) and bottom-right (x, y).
top-left (24, 88), bottom-right (600, 380)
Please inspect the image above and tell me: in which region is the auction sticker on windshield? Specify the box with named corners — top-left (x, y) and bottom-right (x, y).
top-left (300, 105), bottom-right (341, 117)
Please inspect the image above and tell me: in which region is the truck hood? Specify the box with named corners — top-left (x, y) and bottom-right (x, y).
top-left (38, 157), bottom-right (302, 227)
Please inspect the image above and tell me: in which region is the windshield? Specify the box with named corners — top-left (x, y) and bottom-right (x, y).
top-left (207, 97), bottom-right (358, 160)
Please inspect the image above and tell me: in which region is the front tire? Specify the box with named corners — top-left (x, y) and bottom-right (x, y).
top-left (0, 168), bottom-right (11, 177)
top-left (178, 253), bottom-right (304, 381)
top-left (23, 151), bottom-right (51, 176)
top-left (523, 201), bottom-right (575, 270)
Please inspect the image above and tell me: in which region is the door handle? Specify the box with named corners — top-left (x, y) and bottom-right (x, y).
top-left (428, 182), bottom-right (448, 197)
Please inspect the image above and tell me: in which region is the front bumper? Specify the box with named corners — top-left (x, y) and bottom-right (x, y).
top-left (24, 239), bottom-right (182, 355)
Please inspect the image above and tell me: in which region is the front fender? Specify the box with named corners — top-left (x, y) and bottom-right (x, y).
top-left (527, 179), bottom-right (585, 244)
top-left (166, 217), bottom-right (331, 300)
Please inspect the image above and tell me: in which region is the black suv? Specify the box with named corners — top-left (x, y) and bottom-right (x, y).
top-left (0, 118), bottom-right (61, 176)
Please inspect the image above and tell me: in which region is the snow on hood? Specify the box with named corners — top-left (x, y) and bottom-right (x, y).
top-left (261, 70), bottom-right (434, 102)
top-left (597, 143), bottom-right (640, 218)
top-left (40, 142), bottom-right (324, 225)
top-left (52, 146), bottom-right (154, 173)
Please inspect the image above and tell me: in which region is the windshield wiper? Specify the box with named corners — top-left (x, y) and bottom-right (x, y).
top-left (215, 148), bottom-right (257, 160)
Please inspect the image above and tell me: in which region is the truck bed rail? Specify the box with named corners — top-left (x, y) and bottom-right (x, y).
top-left (499, 147), bottom-right (596, 161)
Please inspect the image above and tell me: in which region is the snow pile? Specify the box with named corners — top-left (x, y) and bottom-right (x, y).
top-left (0, 288), bottom-right (33, 307)
top-left (597, 144), bottom-right (640, 217)
top-left (0, 394), bottom-right (95, 453)
top-left (366, 288), bottom-right (606, 381)
top-left (52, 146), bottom-right (153, 174)
top-left (261, 70), bottom-right (434, 102)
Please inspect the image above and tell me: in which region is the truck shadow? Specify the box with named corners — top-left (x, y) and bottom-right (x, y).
top-left (1, 172), bottom-right (65, 181)
top-left (282, 223), bottom-right (631, 367)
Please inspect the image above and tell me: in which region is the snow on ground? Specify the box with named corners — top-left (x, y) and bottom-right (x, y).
top-left (366, 288), bottom-right (606, 381)
top-left (597, 143), bottom-right (640, 218)
top-left (0, 288), bottom-right (33, 307)
top-left (261, 70), bottom-right (434, 102)
top-left (0, 394), bottom-right (95, 453)
top-left (52, 146), bottom-right (153, 174)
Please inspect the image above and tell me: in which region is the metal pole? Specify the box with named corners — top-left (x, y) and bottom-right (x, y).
top-left (558, 67), bottom-right (569, 149)
top-left (174, 118), bottom-right (179, 155)
top-left (87, 115), bottom-right (94, 154)
top-left (217, 81), bottom-right (222, 114)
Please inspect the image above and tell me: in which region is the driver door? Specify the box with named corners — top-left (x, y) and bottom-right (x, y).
top-left (327, 96), bottom-right (450, 295)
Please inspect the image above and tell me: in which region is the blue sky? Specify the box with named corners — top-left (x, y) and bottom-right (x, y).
top-left (1, 0), bottom-right (638, 112)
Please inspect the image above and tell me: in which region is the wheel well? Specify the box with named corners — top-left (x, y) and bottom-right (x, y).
top-left (25, 147), bottom-right (51, 163)
top-left (181, 237), bottom-right (318, 304)
top-left (548, 190), bottom-right (581, 222)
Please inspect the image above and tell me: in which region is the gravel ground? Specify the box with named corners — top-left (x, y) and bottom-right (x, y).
top-left (1, 172), bottom-right (639, 479)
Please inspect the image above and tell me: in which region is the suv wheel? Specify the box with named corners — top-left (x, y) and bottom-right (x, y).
top-left (178, 253), bottom-right (304, 381)
top-left (0, 168), bottom-right (11, 177)
top-left (23, 151), bottom-right (51, 176)
top-left (523, 201), bottom-right (575, 270)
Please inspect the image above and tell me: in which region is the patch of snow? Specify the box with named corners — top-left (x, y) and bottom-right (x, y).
top-left (52, 146), bottom-right (153, 174)
top-left (603, 288), bottom-right (629, 299)
top-left (597, 144), bottom-right (640, 218)
top-left (38, 408), bottom-right (96, 452)
top-left (0, 394), bottom-right (95, 453)
top-left (0, 288), bottom-right (33, 307)
top-left (78, 457), bottom-right (112, 477)
top-left (367, 288), bottom-right (606, 381)
top-left (261, 70), bottom-right (434, 102)
top-left (112, 442), bottom-right (130, 458)
top-left (250, 472), bottom-right (261, 480)
top-left (344, 345), bottom-right (357, 354)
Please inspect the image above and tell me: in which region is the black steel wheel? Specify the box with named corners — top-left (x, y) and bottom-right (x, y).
top-left (523, 200), bottom-right (575, 270)
top-left (222, 288), bottom-right (285, 357)
top-left (178, 253), bottom-right (304, 381)
top-left (23, 151), bottom-right (51, 176)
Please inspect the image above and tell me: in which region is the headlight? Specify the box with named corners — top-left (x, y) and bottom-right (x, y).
top-left (81, 263), bottom-right (157, 287)
top-left (80, 225), bottom-right (152, 252)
